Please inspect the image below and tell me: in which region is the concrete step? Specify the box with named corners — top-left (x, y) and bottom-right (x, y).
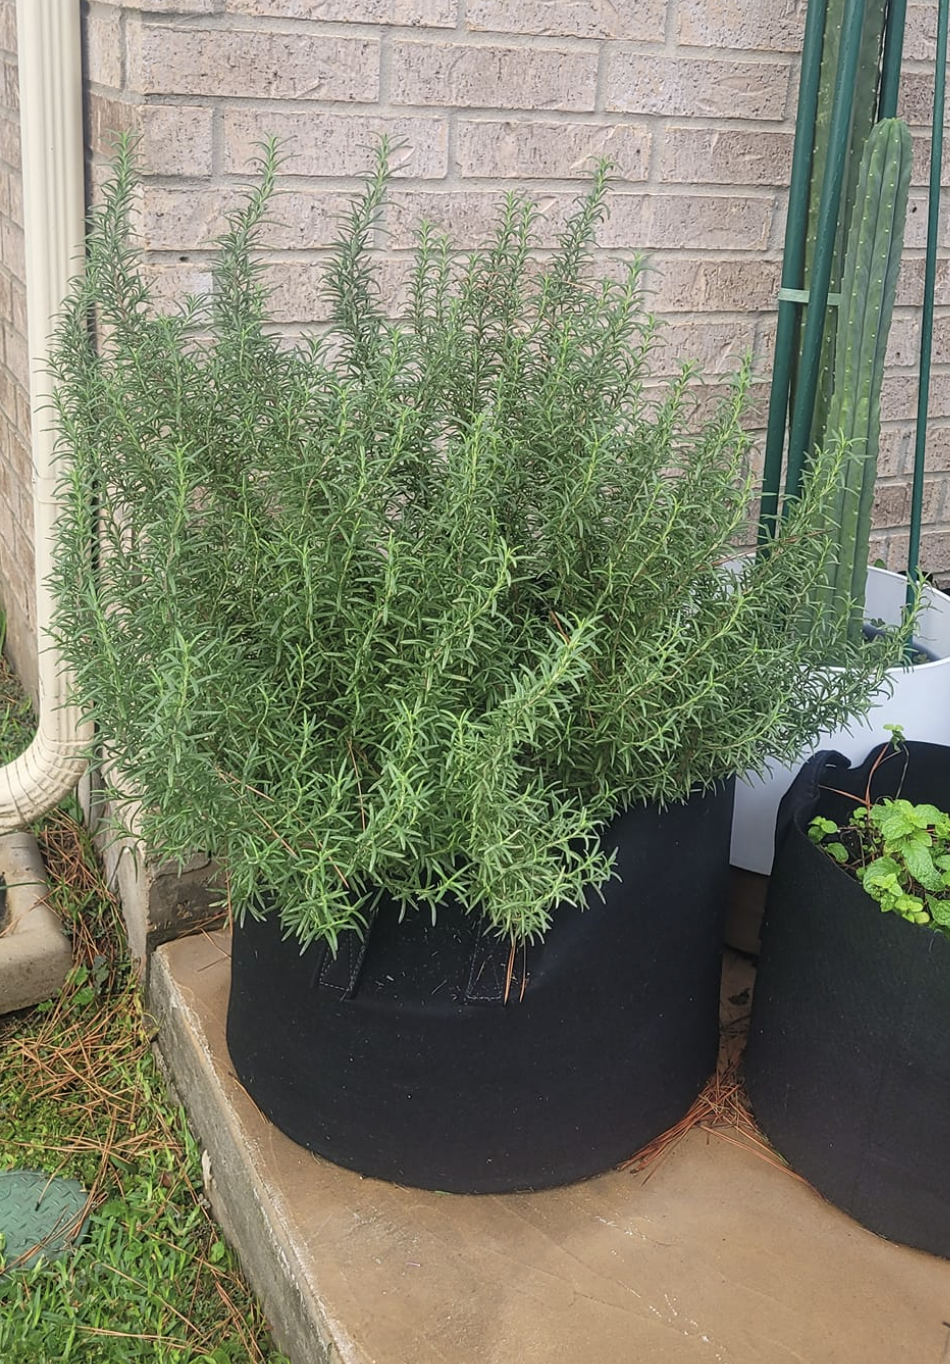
top-left (0, 830), bottom-right (71, 1014)
top-left (149, 931), bottom-right (950, 1364)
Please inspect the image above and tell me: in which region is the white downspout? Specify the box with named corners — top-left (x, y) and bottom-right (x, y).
top-left (0, 0), bottom-right (90, 827)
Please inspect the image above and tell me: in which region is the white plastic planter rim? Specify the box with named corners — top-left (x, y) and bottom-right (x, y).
top-left (730, 566), bottom-right (950, 876)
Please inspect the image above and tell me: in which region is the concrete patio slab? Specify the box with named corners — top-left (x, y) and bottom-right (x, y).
top-left (150, 930), bottom-right (950, 1364)
top-left (0, 829), bottom-right (71, 1014)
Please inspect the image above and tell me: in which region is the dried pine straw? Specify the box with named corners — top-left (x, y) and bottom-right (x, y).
top-left (0, 805), bottom-right (281, 1362)
top-left (621, 997), bottom-right (810, 1186)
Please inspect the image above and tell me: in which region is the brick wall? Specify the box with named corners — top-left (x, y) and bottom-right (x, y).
top-left (0, 0), bottom-right (942, 686)
top-left (0, 0), bottom-right (35, 697)
top-left (81, 0), bottom-right (950, 573)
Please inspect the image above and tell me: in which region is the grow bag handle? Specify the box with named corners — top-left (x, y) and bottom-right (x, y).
top-left (318, 922), bottom-right (376, 998)
top-left (774, 748), bottom-right (851, 855)
top-left (316, 902), bottom-right (513, 1006)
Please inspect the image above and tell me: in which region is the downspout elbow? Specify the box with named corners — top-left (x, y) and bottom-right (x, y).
top-left (0, 1), bottom-right (89, 829)
top-left (0, 724), bottom-right (90, 828)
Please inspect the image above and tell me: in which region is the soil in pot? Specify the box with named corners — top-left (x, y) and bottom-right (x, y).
top-left (226, 782), bottom-right (735, 1194)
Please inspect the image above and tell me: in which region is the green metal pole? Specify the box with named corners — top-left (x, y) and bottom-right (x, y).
top-left (758, 0), bottom-right (830, 543)
top-left (906, 0), bottom-right (948, 582)
top-left (784, 0), bottom-right (870, 504)
top-left (878, 0), bottom-right (907, 117)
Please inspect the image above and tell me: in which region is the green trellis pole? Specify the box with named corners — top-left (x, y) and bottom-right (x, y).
top-left (878, 0), bottom-right (908, 117)
top-left (758, 0), bottom-right (830, 542)
top-left (906, 0), bottom-right (948, 583)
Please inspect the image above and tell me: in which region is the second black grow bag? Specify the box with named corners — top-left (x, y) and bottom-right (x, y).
top-left (226, 782), bottom-right (734, 1194)
top-left (745, 740), bottom-right (950, 1258)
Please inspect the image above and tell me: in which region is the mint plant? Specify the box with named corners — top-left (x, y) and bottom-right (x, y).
top-left (809, 736), bottom-right (950, 936)
top-left (49, 137), bottom-right (914, 949)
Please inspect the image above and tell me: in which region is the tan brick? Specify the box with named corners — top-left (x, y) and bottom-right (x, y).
top-left (923, 477), bottom-right (947, 524)
top-left (904, 3), bottom-right (940, 61)
top-left (884, 313), bottom-right (922, 369)
top-left (87, 93), bottom-right (142, 156)
top-left (597, 193), bottom-right (774, 251)
top-left (14, 375), bottom-right (30, 438)
top-left (144, 186), bottom-right (364, 252)
top-left (123, 0), bottom-right (217, 10)
top-left (457, 118), bottom-right (649, 180)
top-left (143, 187), bottom-right (235, 251)
top-left (222, 109), bottom-right (448, 179)
top-left (7, 430), bottom-right (28, 488)
top-left (142, 262), bottom-right (215, 313)
top-left (876, 427), bottom-right (913, 478)
top-left (0, 214), bottom-right (22, 280)
top-left (137, 27), bottom-right (379, 102)
top-left (899, 73), bottom-right (941, 128)
top-left (5, 168), bottom-right (19, 225)
top-left (85, 9), bottom-right (124, 88)
top-left (877, 532), bottom-right (901, 569)
top-left (262, 254), bottom-right (412, 324)
top-left (2, 53), bottom-right (18, 113)
top-left (931, 314), bottom-right (950, 366)
top-left (910, 134), bottom-right (950, 188)
top-left (677, 0), bottom-right (805, 52)
top-left (882, 369), bottom-right (950, 422)
top-left (660, 127), bottom-right (793, 187)
top-left (0, 114), bottom-right (21, 170)
top-left (259, 190), bottom-right (366, 250)
top-left (896, 257), bottom-right (950, 308)
top-left (0, 358), bottom-right (17, 420)
top-left (14, 490), bottom-right (34, 557)
top-left (871, 481), bottom-right (912, 529)
top-left (467, 0), bottom-right (664, 41)
top-left (918, 529), bottom-right (950, 575)
top-left (654, 373), bottom-right (770, 426)
top-left (391, 40), bottom-right (598, 111)
top-left (917, 424), bottom-right (950, 472)
top-left (605, 54), bottom-right (790, 120)
top-left (0, 2), bottom-right (16, 56)
top-left (382, 188), bottom-right (575, 247)
top-left (142, 106), bottom-right (214, 177)
top-left (4, 424), bottom-right (28, 478)
top-left (385, 188), bottom-right (775, 255)
top-left (903, 195), bottom-right (950, 251)
top-left (640, 257), bottom-right (783, 313)
top-left (10, 278), bottom-right (24, 336)
top-left (260, 261), bottom-right (330, 325)
top-left (225, 0), bottom-right (457, 23)
top-left (650, 316), bottom-right (760, 375)
top-left (4, 327), bottom-right (27, 390)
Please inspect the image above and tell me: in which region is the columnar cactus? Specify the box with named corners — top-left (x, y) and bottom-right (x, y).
top-left (805, 0), bottom-right (889, 457)
top-left (822, 116), bottom-right (912, 641)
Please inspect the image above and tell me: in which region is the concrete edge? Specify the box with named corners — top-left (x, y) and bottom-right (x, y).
top-left (0, 829), bottom-right (72, 1014)
top-left (148, 942), bottom-right (349, 1364)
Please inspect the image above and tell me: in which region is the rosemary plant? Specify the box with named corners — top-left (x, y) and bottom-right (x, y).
top-left (49, 138), bottom-right (910, 947)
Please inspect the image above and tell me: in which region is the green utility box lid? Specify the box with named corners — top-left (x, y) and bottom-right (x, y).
top-left (0, 1169), bottom-right (90, 1272)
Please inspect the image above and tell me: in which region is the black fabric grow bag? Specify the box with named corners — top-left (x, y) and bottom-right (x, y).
top-left (226, 782), bottom-right (734, 1194)
top-left (745, 741), bottom-right (950, 1257)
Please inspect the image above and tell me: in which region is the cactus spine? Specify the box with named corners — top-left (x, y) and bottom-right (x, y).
top-left (822, 116), bottom-right (912, 642)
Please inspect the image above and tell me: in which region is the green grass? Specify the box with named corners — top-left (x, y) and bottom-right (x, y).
top-left (0, 632), bottom-right (290, 1362)
top-left (0, 617), bottom-right (34, 762)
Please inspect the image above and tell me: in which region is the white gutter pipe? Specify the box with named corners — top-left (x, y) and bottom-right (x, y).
top-left (0, 0), bottom-right (90, 827)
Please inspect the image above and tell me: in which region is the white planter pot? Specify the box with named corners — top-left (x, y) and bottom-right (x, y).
top-left (730, 566), bottom-right (950, 875)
